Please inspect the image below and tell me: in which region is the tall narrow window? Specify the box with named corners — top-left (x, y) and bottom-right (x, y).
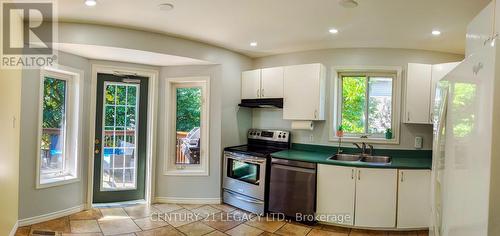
top-left (175, 86), bottom-right (202, 165)
top-left (339, 72), bottom-right (395, 138)
top-left (165, 77), bottom-right (209, 176)
top-left (38, 69), bottom-right (80, 187)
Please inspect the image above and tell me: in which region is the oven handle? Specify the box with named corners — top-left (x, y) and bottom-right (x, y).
top-left (225, 190), bottom-right (264, 204)
top-left (225, 153), bottom-right (266, 165)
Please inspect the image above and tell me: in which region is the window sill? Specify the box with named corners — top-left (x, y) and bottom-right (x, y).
top-left (329, 136), bottom-right (399, 145)
top-left (163, 168), bottom-right (209, 176)
top-left (37, 174), bottom-right (79, 189)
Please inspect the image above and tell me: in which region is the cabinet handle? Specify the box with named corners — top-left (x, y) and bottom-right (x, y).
top-left (261, 89), bottom-right (265, 97)
top-left (314, 110), bottom-right (318, 119)
top-left (407, 112), bottom-right (410, 122)
top-left (401, 171), bottom-right (404, 182)
top-left (351, 169), bottom-right (354, 179)
top-left (256, 89), bottom-right (260, 98)
top-left (358, 170), bottom-right (361, 180)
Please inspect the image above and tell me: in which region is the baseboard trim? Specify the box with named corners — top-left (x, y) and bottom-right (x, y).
top-left (18, 204), bottom-right (85, 227)
top-left (155, 197), bottom-right (221, 205)
top-left (9, 221), bottom-right (18, 236)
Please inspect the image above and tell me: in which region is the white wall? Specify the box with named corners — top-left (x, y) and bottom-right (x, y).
top-left (156, 65), bottom-right (251, 200)
top-left (0, 9), bottom-right (22, 235)
top-left (18, 51), bottom-right (91, 220)
top-left (0, 68), bottom-right (22, 235)
top-left (252, 48), bottom-right (464, 150)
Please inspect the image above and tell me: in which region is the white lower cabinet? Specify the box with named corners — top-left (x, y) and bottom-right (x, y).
top-left (317, 165), bottom-right (356, 226)
top-left (317, 165), bottom-right (398, 228)
top-left (397, 170), bottom-right (431, 229)
top-left (355, 168), bottom-right (398, 228)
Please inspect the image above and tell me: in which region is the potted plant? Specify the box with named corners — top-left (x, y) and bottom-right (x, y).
top-left (385, 128), bottom-right (393, 139)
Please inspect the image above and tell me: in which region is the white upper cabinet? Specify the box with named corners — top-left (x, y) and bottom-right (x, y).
top-left (317, 164), bottom-right (356, 226)
top-left (405, 63), bottom-right (432, 124)
top-left (241, 69), bottom-right (261, 99)
top-left (261, 67), bottom-right (284, 98)
top-left (283, 63), bottom-right (326, 120)
top-left (397, 170), bottom-right (431, 229)
top-left (355, 168), bottom-right (398, 228)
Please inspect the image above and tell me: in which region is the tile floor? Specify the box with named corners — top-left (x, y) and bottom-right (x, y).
top-left (16, 203), bottom-right (429, 236)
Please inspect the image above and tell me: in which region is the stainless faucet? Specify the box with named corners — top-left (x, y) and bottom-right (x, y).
top-left (353, 141), bottom-right (374, 156)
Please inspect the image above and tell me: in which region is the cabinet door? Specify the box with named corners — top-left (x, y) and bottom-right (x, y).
top-left (241, 69), bottom-right (261, 99)
top-left (283, 64), bottom-right (325, 120)
top-left (405, 63), bottom-right (432, 124)
top-left (355, 168), bottom-right (397, 228)
top-left (317, 165), bottom-right (356, 226)
top-left (397, 170), bottom-right (431, 229)
top-left (430, 62), bottom-right (460, 120)
top-left (261, 67), bottom-right (284, 98)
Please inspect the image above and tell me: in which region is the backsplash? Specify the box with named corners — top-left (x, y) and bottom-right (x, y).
top-left (251, 109), bottom-right (434, 150)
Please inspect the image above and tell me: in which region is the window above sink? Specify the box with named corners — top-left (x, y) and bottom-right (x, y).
top-left (330, 66), bottom-right (402, 145)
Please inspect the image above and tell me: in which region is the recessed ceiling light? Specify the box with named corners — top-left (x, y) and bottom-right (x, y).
top-left (329, 28), bottom-right (339, 34)
top-left (339, 0), bottom-right (358, 8)
top-left (250, 42), bottom-right (258, 47)
top-left (159, 3), bottom-right (174, 11)
top-left (84, 0), bottom-right (96, 7)
top-left (432, 30), bottom-right (441, 36)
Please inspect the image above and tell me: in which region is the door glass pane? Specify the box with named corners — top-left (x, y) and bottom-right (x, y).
top-left (227, 159), bottom-right (260, 185)
top-left (40, 77), bottom-right (67, 179)
top-left (341, 76), bottom-right (366, 134)
top-left (175, 87), bottom-right (202, 165)
top-left (368, 77), bottom-right (393, 135)
top-left (101, 82), bottom-right (139, 191)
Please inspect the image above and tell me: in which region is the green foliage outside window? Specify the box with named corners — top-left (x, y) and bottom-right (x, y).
top-left (176, 87), bottom-right (201, 132)
top-left (341, 76), bottom-right (366, 133)
top-left (341, 75), bottom-right (393, 136)
top-left (41, 77), bottom-right (66, 149)
top-left (42, 77), bottom-right (66, 129)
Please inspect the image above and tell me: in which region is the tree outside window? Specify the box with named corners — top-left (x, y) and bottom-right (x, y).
top-left (340, 73), bottom-right (394, 137)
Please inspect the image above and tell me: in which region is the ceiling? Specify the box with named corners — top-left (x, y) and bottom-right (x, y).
top-left (56, 0), bottom-right (491, 57)
top-left (56, 43), bottom-right (214, 66)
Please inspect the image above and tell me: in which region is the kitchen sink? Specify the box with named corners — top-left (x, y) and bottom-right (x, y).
top-left (329, 154), bottom-right (362, 162)
top-left (360, 155), bottom-right (392, 164)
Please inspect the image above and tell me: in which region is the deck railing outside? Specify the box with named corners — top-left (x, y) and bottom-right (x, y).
top-left (176, 131), bottom-right (189, 164)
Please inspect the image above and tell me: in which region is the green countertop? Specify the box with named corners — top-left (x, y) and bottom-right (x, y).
top-left (270, 144), bottom-right (432, 169)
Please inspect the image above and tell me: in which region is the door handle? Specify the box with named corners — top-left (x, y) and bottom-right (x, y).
top-left (261, 88), bottom-right (265, 97)
top-left (358, 170), bottom-right (361, 180)
top-left (94, 138), bottom-right (101, 155)
top-left (351, 169), bottom-right (354, 179)
top-left (256, 89), bottom-right (260, 98)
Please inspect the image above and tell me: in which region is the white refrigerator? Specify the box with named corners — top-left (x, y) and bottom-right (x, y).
top-left (430, 2), bottom-right (500, 235)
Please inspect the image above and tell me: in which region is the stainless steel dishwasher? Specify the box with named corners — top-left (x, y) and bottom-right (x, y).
top-left (268, 158), bottom-right (317, 223)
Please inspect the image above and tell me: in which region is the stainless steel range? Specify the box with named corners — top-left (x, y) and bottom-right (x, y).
top-left (223, 129), bottom-right (290, 214)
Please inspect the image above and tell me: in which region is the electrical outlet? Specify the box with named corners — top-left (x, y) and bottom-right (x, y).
top-left (415, 136), bottom-right (423, 149)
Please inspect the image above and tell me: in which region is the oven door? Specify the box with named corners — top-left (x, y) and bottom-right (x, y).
top-left (223, 151), bottom-right (266, 200)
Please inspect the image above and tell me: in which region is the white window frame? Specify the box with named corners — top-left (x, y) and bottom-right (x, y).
top-left (164, 76), bottom-right (210, 176)
top-left (330, 66), bottom-right (402, 144)
top-left (36, 66), bottom-right (83, 189)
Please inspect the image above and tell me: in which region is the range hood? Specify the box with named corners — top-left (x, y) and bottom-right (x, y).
top-left (238, 98), bottom-right (283, 108)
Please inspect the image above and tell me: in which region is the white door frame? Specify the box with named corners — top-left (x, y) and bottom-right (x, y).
top-left (86, 64), bottom-right (158, 208)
